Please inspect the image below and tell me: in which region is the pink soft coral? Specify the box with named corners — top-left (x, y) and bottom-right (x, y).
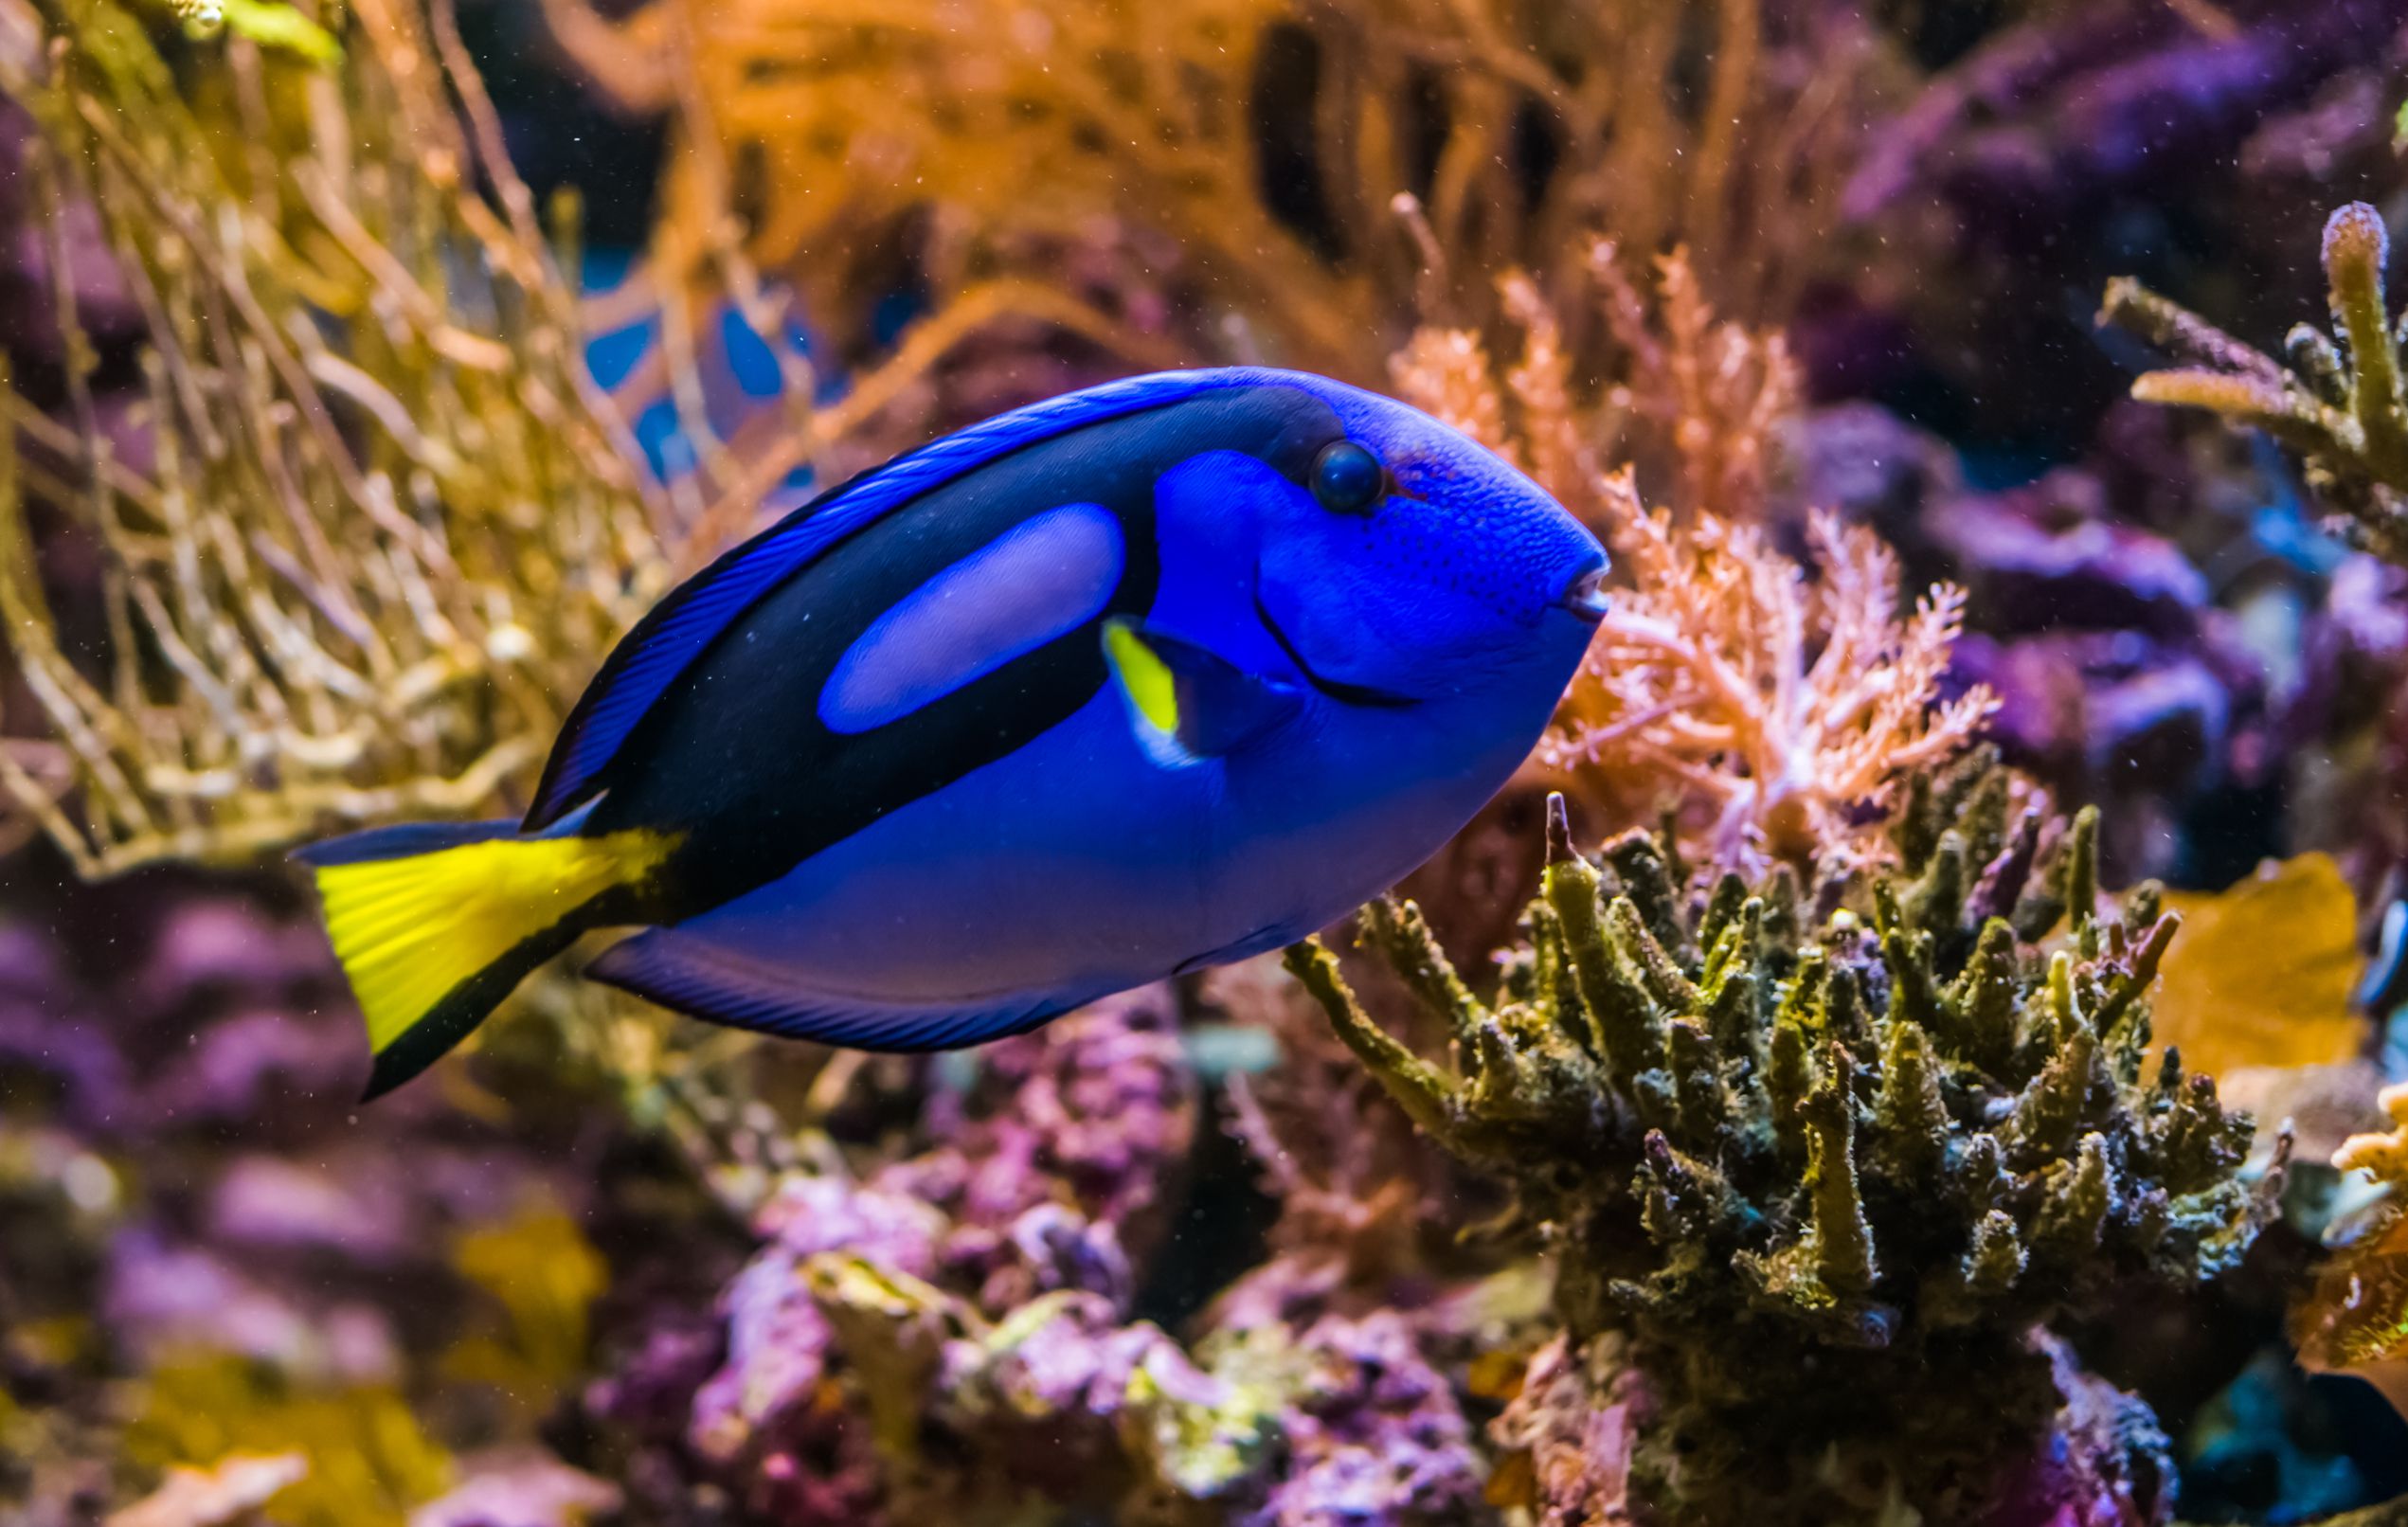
top-left (1541, 472), bottom-right (1998, 871)
top-left (1391, 246), bottom-right (1988, 871)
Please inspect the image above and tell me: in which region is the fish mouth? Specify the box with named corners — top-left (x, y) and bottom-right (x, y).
top-left (1252, 587), bottom-right (1418, 710)
top-left (1559, 564), bottom-right (1609, 623)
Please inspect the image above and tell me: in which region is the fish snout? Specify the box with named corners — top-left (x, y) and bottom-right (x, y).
top-left (1557, 564), bottom-right (1609, 624)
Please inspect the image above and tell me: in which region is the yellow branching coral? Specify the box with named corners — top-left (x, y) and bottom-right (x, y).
top-left (2295, 1084), bottom-right (2408, 1423)
top-left (546, 0), bottom-right (1897, 381)
top-left (0, 0), bottom-right (1017, 877)
top-left (0, 0), bottom-right (670, 874)
top-left (1542, 477), bottom-right (1998, 870)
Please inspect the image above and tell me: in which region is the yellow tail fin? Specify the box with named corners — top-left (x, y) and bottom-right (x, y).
top-left (301, 821), bottom-right (674, 1098)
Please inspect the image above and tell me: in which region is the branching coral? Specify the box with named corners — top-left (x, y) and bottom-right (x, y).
top-left (0, 0), bottom-right (670, 873)
top-left (543, 0), bottom-right (1900, 387)
top-left (1285, 777), bottom-right (2279, 1523)
top-left (1389, 244), bottom-right (1802, 527)
top-left (0, 0), bottom-right (1075, 877)
top-left (1388, 244), bottom-right (1987, 872)
top-left (1544, 474), bottom-right (1998, 872)
top-left (2103, 202), bottom-right (2408, 565)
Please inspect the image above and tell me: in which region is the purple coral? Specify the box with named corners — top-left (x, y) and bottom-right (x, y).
top-left (1976, 1335), bottom-right (2175, 1527)
top-left (687, 1175), bottom-right (945, 1464)
top-left (1240, 1313), bottom-right (1485, 1527)
top-left (591, 988), bottom-right (1200, 1519)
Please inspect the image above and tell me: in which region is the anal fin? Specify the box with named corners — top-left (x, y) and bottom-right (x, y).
top-left (586, 926), bottom-right (1079, 1051)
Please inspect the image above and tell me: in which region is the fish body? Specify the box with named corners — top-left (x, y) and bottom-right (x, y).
top-left (303, 368), bottom-right (1608, 1096)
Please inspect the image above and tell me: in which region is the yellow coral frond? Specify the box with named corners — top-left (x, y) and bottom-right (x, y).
top-left (2153, 855), bottom-right (2372, 1081)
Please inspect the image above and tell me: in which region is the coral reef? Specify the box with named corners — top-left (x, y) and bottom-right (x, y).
top-left (1838, 0), bottom-right (2408, 449)
top-left (0, 0), bottom-right (1124, 875)
top-left (1385, 246), bottom-right (1992, 874)
top-left (1389, 244), bottom-right (1803, 529)
top-left (0, 876), bottom-right (627, 1527)
top-left (582, 987), bottom-right (1509, 1527)
top-left (0, 0), bottom-right (667, 871)
top-left (5, 0), bottom-right (2408, 1521)
top-left (1286, 778), bottom-right (2279, 1522)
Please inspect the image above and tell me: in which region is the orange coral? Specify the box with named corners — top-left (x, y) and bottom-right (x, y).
top-left (2294, 1084), bottom-right (2408, 1423)
top-left (1389, 244), bottom-right (1802, 528)
top-left (1539, 476), bottom-right (1996, 869)
top-left (1390, 243), bottom-right (1979, 870)
top-left (543, 0), bottom-right (1899, 386)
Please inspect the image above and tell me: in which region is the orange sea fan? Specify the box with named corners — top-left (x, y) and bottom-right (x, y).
top-left (1540, 474), bottom-right (1999, 871)
top-left (1389, 244), bottom-right (1983, 871)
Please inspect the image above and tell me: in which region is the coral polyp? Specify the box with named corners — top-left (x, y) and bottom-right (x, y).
top-left (1287, 770), bottom-right (2280, 1523)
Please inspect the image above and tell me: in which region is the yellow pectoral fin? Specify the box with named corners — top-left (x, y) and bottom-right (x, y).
top-left (1103, 617), bottom-right (1181, 736)
top-left (1101, 617), bottom-right (1305, 758)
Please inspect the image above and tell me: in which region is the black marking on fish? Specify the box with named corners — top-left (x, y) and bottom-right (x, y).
top-left (585, 383), bottom-right (1344, 915)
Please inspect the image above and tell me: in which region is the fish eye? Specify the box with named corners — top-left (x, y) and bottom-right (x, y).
top-left (1309, 440), bottom-right (1386, 515)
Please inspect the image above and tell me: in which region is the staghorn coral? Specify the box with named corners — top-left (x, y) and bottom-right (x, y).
top-left (1542, 472), bottom-right (1997, 872)
top-left (1284, 777), bottom-right (2281, 1524)
top-left (2103, 203), bottom-right (2408, 566)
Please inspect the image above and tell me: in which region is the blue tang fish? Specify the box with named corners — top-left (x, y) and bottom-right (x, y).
top-left (300, 368), bottom-right (1608, 1097)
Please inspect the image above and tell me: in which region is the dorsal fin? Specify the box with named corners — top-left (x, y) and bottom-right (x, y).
top-left (524, 368), bottom-right (1277, 829)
